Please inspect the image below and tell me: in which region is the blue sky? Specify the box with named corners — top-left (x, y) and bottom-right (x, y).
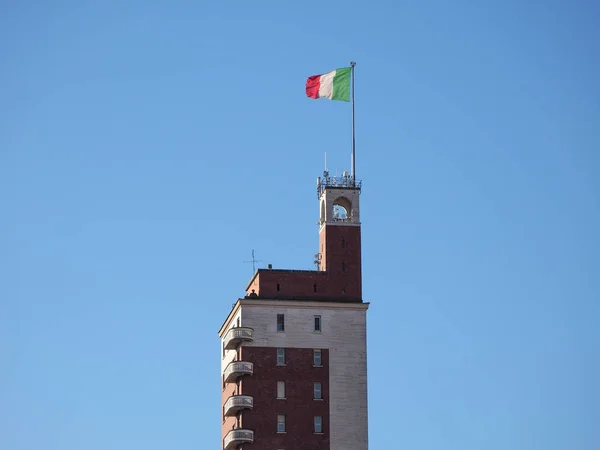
top-left (1, 1), bottom-right (599, 449)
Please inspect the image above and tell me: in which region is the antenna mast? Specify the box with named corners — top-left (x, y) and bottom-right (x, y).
top-left (350, 61), bottom-right (356, 184)
top-left (243, 249), bottom-right (262, 273)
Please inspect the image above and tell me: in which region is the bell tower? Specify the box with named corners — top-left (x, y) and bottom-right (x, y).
top-left (317, 171), bottom-right (362, 300)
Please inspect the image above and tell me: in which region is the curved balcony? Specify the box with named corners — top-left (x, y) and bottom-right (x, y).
top-left (224, 361), bottom-right (253, 383)
top-left (224, 429), bottom-right (254, 450)
top-left (223, 395), bottom-right (253, 416)
top-left (224, 327), bottom-right (254, 350)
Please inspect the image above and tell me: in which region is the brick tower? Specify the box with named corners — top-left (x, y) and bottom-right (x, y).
top-left (218, 171), bottom-right (369, 450)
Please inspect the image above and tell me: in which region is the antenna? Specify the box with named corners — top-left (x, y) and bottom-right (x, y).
top-left (324, 152), bottom-right (328, 172)
top-left (243, 249), bottom-right (262, 273)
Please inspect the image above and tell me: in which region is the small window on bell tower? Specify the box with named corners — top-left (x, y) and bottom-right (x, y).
top-left (342, 262), bottom-right (346, 272)
top-left (341, 238), bottom-right (346, 248)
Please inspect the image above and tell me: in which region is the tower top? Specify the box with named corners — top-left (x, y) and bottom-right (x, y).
top-left (316, 171), bottom-right (362, 199)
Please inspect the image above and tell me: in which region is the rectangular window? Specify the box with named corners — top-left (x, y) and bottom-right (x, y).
top-left (277, 414), bottom-right (286, 433)
top-left (314, 315), bottom-right (321, 332)
top-left (277, 314), bottom-right (285, 331)
top-left (222, 341), bottom-right (225, 358)
top-left (277, 348), bottom-right (285, 365)
top-left (313, 349), bottom-right (322, 366)
top-left (277, 381), bottom-right (285, 399)
top-left (314, 416), bottom-right (323, 433)
top-left (314, 382), bottom-right (322, 399)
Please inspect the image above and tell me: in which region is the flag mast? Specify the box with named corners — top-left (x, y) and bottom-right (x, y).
top-left (350, 61), bottom-right (356, 184)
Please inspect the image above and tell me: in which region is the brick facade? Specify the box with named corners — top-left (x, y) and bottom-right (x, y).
top-left (245, 224), bottom-right (362, 302)
top-left (240, 347), bottom-right (330, 449)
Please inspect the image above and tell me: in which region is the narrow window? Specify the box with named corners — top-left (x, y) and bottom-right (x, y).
top-left (341, 238), bottom-right (346, 248)
top-left (236, 317), bottom-right (240, 327)
top-left (314, 416), bottom-right (323, 433)
top-left (313, 349), bottom-right (322, 366)
top-left (342, 262), bottom-right (346, 272)
top-left (277, 283), bottom-right (280, 291)
top-left (222, 341), bottom-right (226, 358)
top-left (313, 283), bottom-right (317, 293)
top-left (314, 315), bottom-right (322, 332)
top-left (277, 381), bottom-right (285, 399)
top-left (277, 414), bottom-right (286, 433)
top-left (314, 382), bottom-right (322, 399)
top-left (277, 314), bottom-right (285, 331)
top-left (277, 348), bottom-right (285, 365)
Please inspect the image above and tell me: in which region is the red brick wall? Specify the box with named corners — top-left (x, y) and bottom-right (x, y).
top-left (245, 224), bottom-right (362, 302)
top-left (221, 379), bottom-right (237, 440)
top-left (239, 346), bottom-right (330, 449)
top-left (319, 225), bottom-right (362, 299)
top-left (247, 270), bottom-right (328, 299)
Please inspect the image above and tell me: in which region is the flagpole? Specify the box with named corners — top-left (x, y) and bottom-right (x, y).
top-left (350, 61), bottom-right (356, 184)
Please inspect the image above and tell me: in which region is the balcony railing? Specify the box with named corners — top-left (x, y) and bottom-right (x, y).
top-left (223, 429), bottom-right (254, 450)
top-left (317, 172), bottom-right (362, 198)
top-left (223, 395), bottom-right (254, 416)
top-left (223, 327), bottom-right (254, 350)
top-left (223, 361), bottom-right (254, 383)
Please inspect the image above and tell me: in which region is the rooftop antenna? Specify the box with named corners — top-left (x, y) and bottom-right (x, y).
top-left (324, 152), bottom-right (328, 172)
top-left (243, 249), bottom-right (262, 273)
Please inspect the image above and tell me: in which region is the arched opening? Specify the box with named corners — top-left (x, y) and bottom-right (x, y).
top-left (332, 196), bottom-right (352, 222)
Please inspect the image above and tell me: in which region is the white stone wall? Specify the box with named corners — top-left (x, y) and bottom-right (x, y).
top-left (220, 308), bottom-right (242, 373)
top-left (319, 187), bottom-right (361, 226)
top-left (240, 300), bottom-right (369, 450)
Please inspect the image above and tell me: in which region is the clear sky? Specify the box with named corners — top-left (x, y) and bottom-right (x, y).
top-left (1, 1), bottom-right (599, 449)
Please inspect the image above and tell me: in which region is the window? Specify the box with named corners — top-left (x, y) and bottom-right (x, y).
top-left (277, 348), bottom-right (285, 365)
top-left (314, 315), bottom-right (321, 332)
top-left (313, 349), bottom-right (322, 366)
top-left (341, 238), bottom-right (346, 248)
top-left (277, 314), bottom-right (285, 331)
top-left (236, 317), bottom-right (240, 327)
top-left (342, 262), bottom-right (347, 272)
top-left (222, 341), bottom-right (225, 358)
top-left (277, 283), bottom-right (280, 292)
top-left (277, 414), bottom-right (286, 433)
top-left (277, 381), bottom-right (285, 399)
top-left (313, 283), bottom-right (317, 293)
top-left (314, 416), bottom-right (323, 433)
top-left (314, 382), bottom-right (322, 399)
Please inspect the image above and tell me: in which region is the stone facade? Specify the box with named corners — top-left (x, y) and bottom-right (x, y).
top-left (219, 300), bottom-right (368, 450)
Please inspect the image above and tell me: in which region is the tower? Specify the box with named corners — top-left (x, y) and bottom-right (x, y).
top-left (218, 171), bottom-right (369, 450)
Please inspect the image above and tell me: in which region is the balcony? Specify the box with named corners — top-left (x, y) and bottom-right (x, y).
top-left (223, 327), bottom-right (254, 350)
top-left (224, 361), bottom-right (254, 383)
top-left (223, 429), bottom-right (254, 450)
top-left (223, 395), bottom-right (254, 416)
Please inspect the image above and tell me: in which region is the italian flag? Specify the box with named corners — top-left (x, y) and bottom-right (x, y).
top-left (305, 67), bottom-right (351, 102)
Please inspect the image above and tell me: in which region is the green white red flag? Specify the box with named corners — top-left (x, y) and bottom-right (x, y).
top-left (305, 68), bottom-right (351, 102)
